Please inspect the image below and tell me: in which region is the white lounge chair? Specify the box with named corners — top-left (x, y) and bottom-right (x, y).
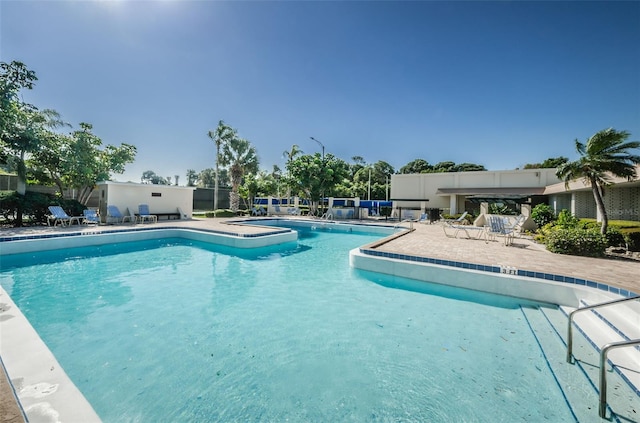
top-left (504, 214), bottom-right (526, 236)
top-left (442, 220), bottom-right (486, 240)
top-left (486, 215), bottom-right (514, 246)
top-left (441, 211), bottom-right (468, 225)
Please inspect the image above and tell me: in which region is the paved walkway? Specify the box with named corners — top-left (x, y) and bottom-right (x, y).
top-left (375, 221), bottom-right (640, 295)
top-left (1, 217), bottom-right (639, 422)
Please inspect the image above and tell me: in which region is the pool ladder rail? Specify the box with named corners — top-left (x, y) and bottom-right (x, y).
top-left (565, 295), bottom-right (640, 418)
top-left (393, 219), bottom-right (414, 230)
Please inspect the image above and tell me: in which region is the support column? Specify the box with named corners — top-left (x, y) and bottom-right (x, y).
top-left (449, 195), bottom-right (458, 215)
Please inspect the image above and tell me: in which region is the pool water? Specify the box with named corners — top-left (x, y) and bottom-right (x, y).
top-left (1, 227), bottom-right (577, 422)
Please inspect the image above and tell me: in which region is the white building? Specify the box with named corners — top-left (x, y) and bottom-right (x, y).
top-left (390, 166), bottom-right (640, 223)
top-left (96, 181), bottom-right (195, 222)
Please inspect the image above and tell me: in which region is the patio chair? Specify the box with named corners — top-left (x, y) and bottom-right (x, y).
top-left (442, 220), bottom-right (486, 240)
top-left (417, 213), bottom-right (429, 224)
top-left (48, 205), bottom-right (82, 227)
top-left (504, 214), bottom-right (526, 236)
top-left (106, 205), bottom-right (133, 224)
top-left (251, 206), bottom-right (266, 216)
top-left (486, 215), bottom-right (514, 246)
top-left (138, 204), bottom-right (158, 223)
top-left (82, 209), bottom-right (100, 225)
top-left (441, 211), bottom-right (469, 225)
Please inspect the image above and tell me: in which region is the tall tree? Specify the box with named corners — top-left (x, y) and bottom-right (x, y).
top-left (282, 145), bottom-right (302, 198)
top-left (141, 170), bottom-right (168, 185)
top-left (399, 159), bottom-right (431, 174)
top-left (523, 156), bottom-right (569, 169)
top-left (282, 144), bottom-right (303, 163)
top-left (33, 122), bottom-right (136, 204)
top-left (556, 128), bottom-right (640, 234)
top-left (207, 120), bottom-right (235, 211)
top-left (186, 169), bottom-right (197, 186)
top-left (220, 137), bottom-right (259, 212)
top-left (287, 153), bottom-right (349, 215)
top-left (1, 61), bottom-right (39, 197)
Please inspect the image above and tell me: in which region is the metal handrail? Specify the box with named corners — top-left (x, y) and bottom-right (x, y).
top-left (599, 339), bottom-right (640, 418)
top-left (393, 219), bottom-right (414, 230)
top-left (566, 295), bottom-right (640, 363)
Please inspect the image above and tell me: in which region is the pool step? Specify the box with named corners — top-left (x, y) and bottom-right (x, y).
top-left (521, 305), bottom-right (608, 422)
top-left (559, 300), bottom-right (640, 403)
top-left (527, 307), bottom-right (640, 422)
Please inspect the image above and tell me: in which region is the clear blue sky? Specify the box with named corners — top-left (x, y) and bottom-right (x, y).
top-left (2, 1), bottom-right (639, 183)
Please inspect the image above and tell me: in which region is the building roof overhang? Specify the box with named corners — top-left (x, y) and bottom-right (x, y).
top-left (436, 187), bottom-right (546, 197)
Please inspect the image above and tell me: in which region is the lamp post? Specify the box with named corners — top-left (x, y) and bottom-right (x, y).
top-left (309, 136), bottom-right (324, 160)
top-left (310, 137), bottom-right (326, 216)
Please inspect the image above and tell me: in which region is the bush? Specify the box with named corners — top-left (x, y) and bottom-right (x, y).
top-left (623, 230), bottom-right (640, 251)
top-left (605, 227), bottom-right (626, 247)
top-left (203, 209), bottom-right (236, 218)
top-left (545, 228), bottom-right (606, 257)
top-left (0, 191), bottom-right (52, 225)
top-left (531, 204), bottom-right (555, 227)
top-left (556, 209), bottom-right (579, 228)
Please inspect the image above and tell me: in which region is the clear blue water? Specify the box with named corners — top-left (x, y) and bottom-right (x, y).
top-left (0, 227), bottom-right (576, 422)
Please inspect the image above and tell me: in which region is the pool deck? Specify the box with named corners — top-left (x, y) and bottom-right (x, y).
top-left (1, 217), bottom-right (639, 422)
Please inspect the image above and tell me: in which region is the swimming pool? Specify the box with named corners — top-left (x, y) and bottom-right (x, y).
top-left (0, 224), bottom-right (632, 421)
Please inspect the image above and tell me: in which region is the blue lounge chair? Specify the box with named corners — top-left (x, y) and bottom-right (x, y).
top-left (48, 206), bottom-right (82, 227)
top-left (82, 209), bottom-right (100, 225)
top-left (106, 205), bottom-right (133, 224)
top-left (138, 204), bottom-right (157, 223)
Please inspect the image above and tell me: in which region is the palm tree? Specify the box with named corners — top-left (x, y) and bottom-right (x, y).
top-left (282, 144), bottom-right (303, 199)
top-left (556, 128), bottom-right (640, 234)
top-left (207, 120), bottom-right (235, 211)
top-left (221, 137), bottom-right (259, 212)
top-left (282, 144), bottom-right (303, 163)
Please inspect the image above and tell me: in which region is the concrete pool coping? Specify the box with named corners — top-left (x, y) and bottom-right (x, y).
top-left (1, 217), bottom-right (639, 421)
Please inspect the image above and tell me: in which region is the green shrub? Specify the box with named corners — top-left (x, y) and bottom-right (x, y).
top-left (0, 191), bottom-right (52, 225)
top-left (623, 230), bottom-right (640, 251)
top-left (534, 221), bottom-right (556, 243)
top-left (202, 209), bottom-right (236, 218)
top-left (605, 227), bottom-right (625, 247)
top-left (531, 204), bottom-right (555, 227)
top-left (545, 228), bottom-right (606, 257)
top-left (488, 203), bottom-right (512, 215)
top-left (556, 209), bottom-right (579, 228)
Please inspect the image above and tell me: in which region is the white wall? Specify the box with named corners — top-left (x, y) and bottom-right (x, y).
top-left (97, 182), bottom-right (195, 219)
top-left (390, 169), bottom-right (562, 210)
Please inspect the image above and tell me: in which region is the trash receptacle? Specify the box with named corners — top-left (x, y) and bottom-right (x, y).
top-left (428, 208), bottom-right (440, 223)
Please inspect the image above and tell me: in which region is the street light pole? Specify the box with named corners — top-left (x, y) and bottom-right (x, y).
top-left (310, 137), bottom-right (326, 216)
top-left (310, 136), bottom-right (324, 160)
